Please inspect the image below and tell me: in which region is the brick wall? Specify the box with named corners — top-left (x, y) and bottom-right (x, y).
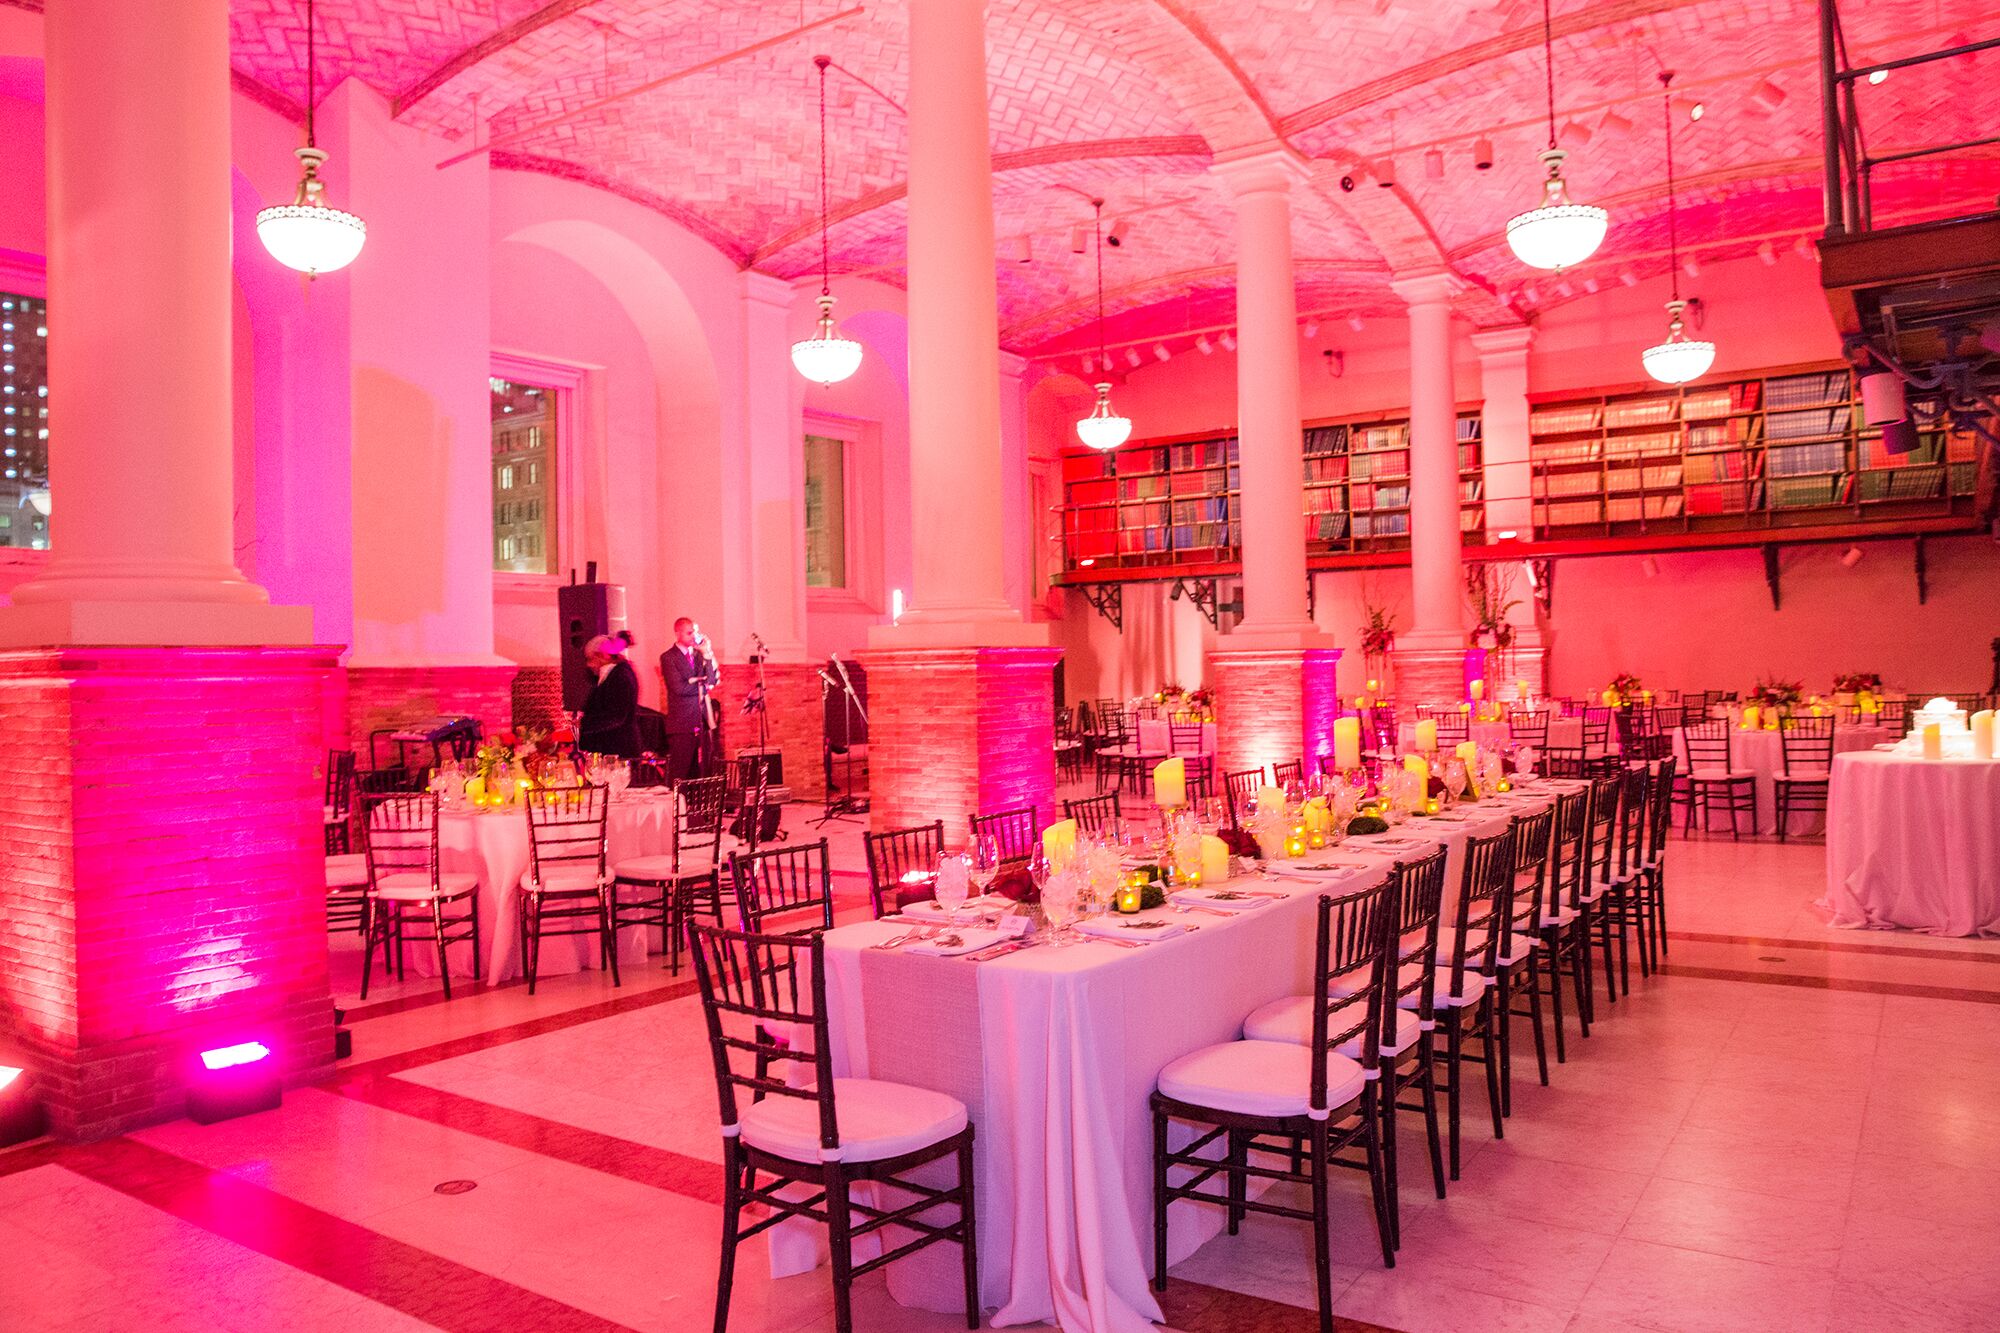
top-left (1389, 646), bottom-right (1477, 710)
top-left (716, 661), bottom-right (830, 801)
top-left (860, 647), bottom-right (1060, 844)
top-left (0, 646), bottom-right (340, 1140)
top-left (1209, 646), bottom-right (1344, 775)
top-left (336, 664), bottom-right (518, 757)
top-left (511, 665), bottom-right (565, 733)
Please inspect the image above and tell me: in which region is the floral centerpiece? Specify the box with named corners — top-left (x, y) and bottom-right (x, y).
top-left (470, 726), bottom-right (564, 802)
top-left (1749, 678), bottom-right (1804, 711)
top-left (1832, 672), bottom-right (1881, 695)
top-left (1466, 565), bottom-right (1521, 683)
top-left (1603, 673), bottom-right (1644, 707)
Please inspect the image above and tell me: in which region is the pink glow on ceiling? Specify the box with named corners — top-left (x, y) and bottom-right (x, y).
top-left (219, 1), bottom-right (2000, 351)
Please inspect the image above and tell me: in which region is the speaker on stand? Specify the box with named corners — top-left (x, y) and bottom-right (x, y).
top-left (557, 562), bottom-right (627, 713)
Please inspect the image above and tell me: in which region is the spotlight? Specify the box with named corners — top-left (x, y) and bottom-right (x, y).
top-left (1473, 137), bottom-right (1494, 170)
top-left (189, 1041), bottom-right (281, 1124)
top-left (1125, 347), bottom-right (1143, 369)
top-left (1169, 580), bottom-right (1183, 601)
top-left (1751, 79), bottom-right (1786, 111)
top-left (1497, 529), bottom-right (1520, 541)
top-left (0, 1063), bottom-right (47, 1147)
top-left (1584, 276), bottom-right (1600, 293)
top-left (1619, 269), bottom-right (1638, 286)
top-left (1070, 225), bottom-right (1089, 254)
top-left (1860, 371), bottom-right (1907, 426)
top-left (1424, 148), bottom-right (1444, 181)
top-left (1081, 354), bottom-right (1095, 375)
top-left (1641, 557), bottom-right (1660, 579)
top-left (1105, 218), bottom-right (1130, 248)
top-left (1195, 334), bottom-right (1214, 355)
top-left (1007, 235), bottom-right (1033, 264)
top-left (1339, 174), bottom-right (1356, 192)
top-left (1683, 256), bottom-right (1701, 278)
top-left (1376, 158), bottom-right (1396, 188)
top-left (1678, 99), bottom-right (1704, 123)
top-left (1561, 119), bottom-right (1593, 147)
top-left (1879, 419), bottom-right (1920, 456)
top-left (1794, 235), bottom-right (1817, 262)
top-left (1598, 109), bottom-right (1634, 137)
top-left (1841, 546), bottom-right (1864, 568)
top-left (1867, 68), bottom-right (1888, 85)
top-left (1758, 240), bottom-right (1778, 266)
top-left (1348, 315), bottom-right (1366, 332)
top-left (1219, 332), bottom-right (1237, 352)
top-left (1302, 320), bottom-right (1320, 340)
top-left (1153, 342), bottom-right (1171, 363)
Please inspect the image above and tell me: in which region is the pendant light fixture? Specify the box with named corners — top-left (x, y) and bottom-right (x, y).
top-left (1641, 71), bottom-right (1716, 384)
top-left (256, 0), bottom-right (366, 276)
top-left (1505, 0), bottom-right (1608, 271)
top-left (790, 55), bottom-right (863, 386)
top-left (1075, 199), bottom-right (1131, 452)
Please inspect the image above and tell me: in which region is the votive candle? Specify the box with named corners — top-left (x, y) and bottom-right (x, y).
top-left (1973, 710), bottom-right (1995, 761)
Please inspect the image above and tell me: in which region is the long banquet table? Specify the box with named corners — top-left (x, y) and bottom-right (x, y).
top-left (772, 784), bottom-right (1568, 1331)
top-left (1822, 749), bottom-right (2000, 937)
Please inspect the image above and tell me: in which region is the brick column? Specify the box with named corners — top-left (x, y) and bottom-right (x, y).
top-left (1208, 647), bottom-right (1343, 776)
top-left (337, 664), bottom-right (519, 757)
top-left (716, 661), bottom-right (829, 802)
top-left (859, 647), bottom-right (1059, 842)
top-left (0, 647), bottom-right (341, 1140)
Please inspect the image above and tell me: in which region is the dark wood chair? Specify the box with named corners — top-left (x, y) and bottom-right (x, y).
top-left (1063, 791), bottom-right (1121, 837)
top-left (610, 774), bottom-right (728, 976)
top-left (730, 839), bottom-right (835, 936)
top-left (359, 793), bottom-right (480, 1000)
top-left (1773, 716), bottom-right (1835, 843)
top-left (519, 784), bottom-right (616, 995)
top-left (1535, 788), bottom-right (1596, 1061)
top-left (1222, 766), bottom-right (1269, 826)
top-left (1431, 826), bottom-right (1515, 1179)
top-left (1508, 709), bottom-right (1549, 748)
top-left (687, 923), bottom-right (979, 1333)
top-left (1485, 807), bottom-right (1555, 1118)
top-left (324, 748), bottom-right (357, 855)
top-left (969, 805), bottom-right (1039, 866)
top-left (1271, 758), bottom-right (1305, 790)
top-left (863, 821), bottom-right (946, 918)
top-left (1679, 720), bottom-right (1757, 838)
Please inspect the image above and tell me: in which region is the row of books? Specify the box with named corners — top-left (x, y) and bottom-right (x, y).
top-left (1765, 371), bottom-right (1849, 411)
top-left (1767, 406), bottom-right (1853, 442)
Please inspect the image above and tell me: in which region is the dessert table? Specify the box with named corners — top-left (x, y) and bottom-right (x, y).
top-left (771, 784), bottom-right (1564, 1331)
top-left (418, 790), bottom-right (681, 982)
top-left (1822, 749), bottom-right (2000, 937)
top-left (1673, 724), bottom-right (1892, 836)
top-left (1134, 719), bottom-right (1215, 756)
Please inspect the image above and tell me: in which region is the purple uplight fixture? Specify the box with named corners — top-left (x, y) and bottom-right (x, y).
top-left (190, 1041), bottom-right (281, 1124)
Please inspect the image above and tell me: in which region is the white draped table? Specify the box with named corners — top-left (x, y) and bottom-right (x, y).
top-left (1673, 725), bottom-right (1892, 836)
top-left (774, 785), bottom-right (1562, 1331)
top-left (1134, 719), bottom-right (1215, 756)
top-left (1394, 719), bottom-right (1513, 753)
top-left (1822, 750), bottom-right (2000, 937)
top-left (421, 791), bottom-right (680, 983)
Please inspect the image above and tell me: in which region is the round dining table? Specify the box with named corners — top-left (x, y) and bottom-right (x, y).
top-left (1674, 724), bottom-right (1893, 837)
top-left (1822, 749), bottom-right (2000, 937)
top-left (406, 790), bottom-right (682, 983)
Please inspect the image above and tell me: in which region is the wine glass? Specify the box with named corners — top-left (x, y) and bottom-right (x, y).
top-left (970, 835), bottom-right (1001, 908)
top-left (1042, 866), bottom-right (1079, 947)
top-left (935, 851), bottom-right (971, 924)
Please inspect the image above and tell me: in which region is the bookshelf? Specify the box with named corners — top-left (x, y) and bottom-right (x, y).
top-left (1300, 411), bottom-right (1485, 555)
top-left (1527, 363), bottom-right (1981, 539)
top-left (1060, 434), bottom-right (1239, 571)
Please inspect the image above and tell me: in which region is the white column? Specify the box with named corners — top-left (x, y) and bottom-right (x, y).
top-left (997, 350), bottom-right (1032, 616)
top-left (1390, 270), bottom-right (1467, 651)
top-left (1, 0), bottom-right (307, 647)
top-left (1471, 325), bottom-right (1535, 541)
top-left (741, 272), bottom-right (809, 662)
top-left (881, 0), bottom-right (1037, 647)
top-left (1214, 147), bottom-right (1317, 642)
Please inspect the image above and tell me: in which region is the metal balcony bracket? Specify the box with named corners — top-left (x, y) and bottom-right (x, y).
top-left (1079, 582), bottom-right (1123, 631)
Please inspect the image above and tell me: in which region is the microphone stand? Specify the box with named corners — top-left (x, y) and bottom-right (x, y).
top-left (738, 632), bottom-right (781, 850)
top-left (812, 660), bottom-right (869, 826)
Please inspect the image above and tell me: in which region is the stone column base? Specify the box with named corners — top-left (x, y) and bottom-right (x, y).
top-left (717, 662), bottom-right (831, 802)
top-left (0, 646), bottom-right (341, 1141)
top-left (334, 664), bottom-right (520, 757)
top-left (858, 646), bottom-right (1061, 841)
top-left (1390, 644), bottom-right (1475, 708)
top-left (1207, 646), bottom-right (1343, 774)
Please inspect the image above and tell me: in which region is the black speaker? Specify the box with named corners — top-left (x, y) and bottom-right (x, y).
top-left (823, 658), bottom-right (868, 748)
top-left (557, 581), bottom-right (627, 711)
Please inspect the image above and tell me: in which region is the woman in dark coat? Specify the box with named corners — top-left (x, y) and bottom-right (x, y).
top-left (577, 633), bottom-right (643, 759)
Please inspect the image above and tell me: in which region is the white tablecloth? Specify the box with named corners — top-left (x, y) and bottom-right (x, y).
top-left (424, 792), bottom-right (680, 983)
top-left (777, 786), bottom-right (1560, 1330)
top-left (1822, 750), bottom-right (2000, 937)
top-left (1134, 720), bottom-right (1214, 756)
top-left (1395, 719), bottom-right (1512, 753)
top-left (1674, 725), bottom-right (1892, 836)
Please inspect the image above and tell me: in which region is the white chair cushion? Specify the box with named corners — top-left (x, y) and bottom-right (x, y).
top-left (1243, 996), bottom-right (1422, 1057)
top-left (612, 854), bottom-right (695, 881)
top-left (1689, 768), bottom-right (1753, 782)
top-left (375, 870), bottom-right (478, 902)
top-left (1540, 904), bottom-right (1579, 929)
top-left (1437, 926), bottom-right (1536, 968)
top-left (1157, 1040), bottom-right (1367, 1119)
top-left (738, 1077), bottom-right (967, 1165)
top-left (1398, 968), bottom-right (1490, 1011)
top-left (325, 854), bottom-right (369, 891)
top-left (1774, 770), bottom-right (1829, 783)
top-left (522, 865), bottom-right (607, 894)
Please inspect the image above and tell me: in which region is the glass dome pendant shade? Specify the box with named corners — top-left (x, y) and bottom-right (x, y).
top-left (1076, 381), bottom-right (1131, 451)
top-left (257, 146), bottom-right (367, 276)
top-left (1642, 300), bottom-right (1715, 384)
top-left (1506, 149), bottom-right (1608, 271)
top-left (790, 294), bottom-right (864, 385)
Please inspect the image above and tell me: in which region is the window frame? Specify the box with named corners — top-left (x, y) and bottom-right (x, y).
top-left (0, 250), bottom-right (49, 574)
top-left (802, 412), bottom-right (879, 614)
top-left (489, 349), bottom-right (587, 591)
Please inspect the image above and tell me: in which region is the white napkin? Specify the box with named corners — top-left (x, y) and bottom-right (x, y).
top-left (1074, 915), bottom-right (1188, 944)
top-left (901, 895), bottom-right (1012, 923)
top-left (904, 925), bottom-right (1023, 956)
top-left (1169, 887), bottom-right (1272, 910)
top-left (1351, 835), bottom-right (1440, 852)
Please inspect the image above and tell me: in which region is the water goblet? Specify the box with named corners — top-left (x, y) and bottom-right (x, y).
top-left (934, 851), bottom-right (972, 924)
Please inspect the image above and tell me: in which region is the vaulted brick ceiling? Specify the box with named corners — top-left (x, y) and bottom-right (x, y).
top-left (223, 0), bottom-right (2000, 355)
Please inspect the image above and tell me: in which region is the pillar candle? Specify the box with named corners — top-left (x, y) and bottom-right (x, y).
top-left (1200, 834), bottom-right (1230, 884)
top-left (1403, 754), bottom-right (1430, 792)
top-left (1333, 717), bottom-right (1362, 771)
top-left (1741, 705), bottom-right (1760, 731)
top-left (1922, 724), bottom-right (1943, 761)
top-left (1043, 818), bottom-right (1077, 867)
top-left (1257, 785), bottom-right (1286, 813)
top-left (1516, 679), bottom-right (1529, 699)
top-left (1455, 740), bottom-right (1480, 796)
top-left (1415, 719), bottom-right (1437, 751)
top-left (1367, 678), bottom-right (1380, 693)
top-left (1973, 710), bottom-right (1995, 760)
top-left (1152, 756), bottom-right (1186, 808)
top-left (1471, 679), bottom-right (1484, 701)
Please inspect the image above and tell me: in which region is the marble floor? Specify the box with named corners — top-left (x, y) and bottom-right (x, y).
top-left (5, 804), bottom-right (1998, 1333)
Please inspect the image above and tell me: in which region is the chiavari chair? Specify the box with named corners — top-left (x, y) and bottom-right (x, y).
top-left (969, 805), bottom-right (1039, 865)
top-left (1053, 709), bottom-right (1086, 783)
top-left (324, 748), bottom-right (357, 855)
top-left (359, 792), bottom-right (480, 1000)
top-left (1678, 719), bottom-right (1757, 839)
top-left (1152, 879), bottom-right (1399, 1329)
top-left (1578, 773), bottom-right (1625, 1013)
top-left (863, 821), bottom-right (946, 918)
top-left (1508, 708), bottom-right (1549, 748)
top-left (688, 923), bottom-right (979, 1333)
top-left (1168, 719), bottom-right (1207, 756)
top-left (1773, 715), bottom-right (1836, 843)
top-left (1596, 765), bottom-right (1654, 995)
top-left (1536, 788), bottom-right (1596, 1059)
top-left (1431, 826), bottom-right (1515, 1177)
top-left (1365, 703), bottom-right (1399, 754)
top-left (1433, 710), bottom-right (1470, 746)
top-left (1271, 758), bottom-right (1305, 790)
top-left (1629, 759), bottom-right (1677, 972)
top-left (1478, 808), bottom-right (1555, 1116)
top-left (730, 839), bottom-right (835, 936)
top-left (520, 784), bottom-right (616, 994)
top-left (1222, 766), bottom-right (1269, 826)
top-left (612, 774), bottom-right (725, 976)
top-left (1062, 791), bottom-right (1121, 837)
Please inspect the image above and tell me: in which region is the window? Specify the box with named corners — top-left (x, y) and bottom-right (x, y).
top-left (0, 291), bottom-right (51, 550)
top-left (803, 432), bottom-right (847, 589)
top-left (490, 376), bottom-right (557, 573)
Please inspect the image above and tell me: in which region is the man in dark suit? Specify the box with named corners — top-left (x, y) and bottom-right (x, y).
top-left (659, 617), bottom-right (721, 781)
top-left (577, 634), bottom-right (642, 759)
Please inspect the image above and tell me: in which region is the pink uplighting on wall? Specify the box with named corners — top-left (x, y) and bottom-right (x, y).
top-left (0, 1065), bottom-right (21, 1091)
top-left (198, 1041), bottom-right (271, 1072)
